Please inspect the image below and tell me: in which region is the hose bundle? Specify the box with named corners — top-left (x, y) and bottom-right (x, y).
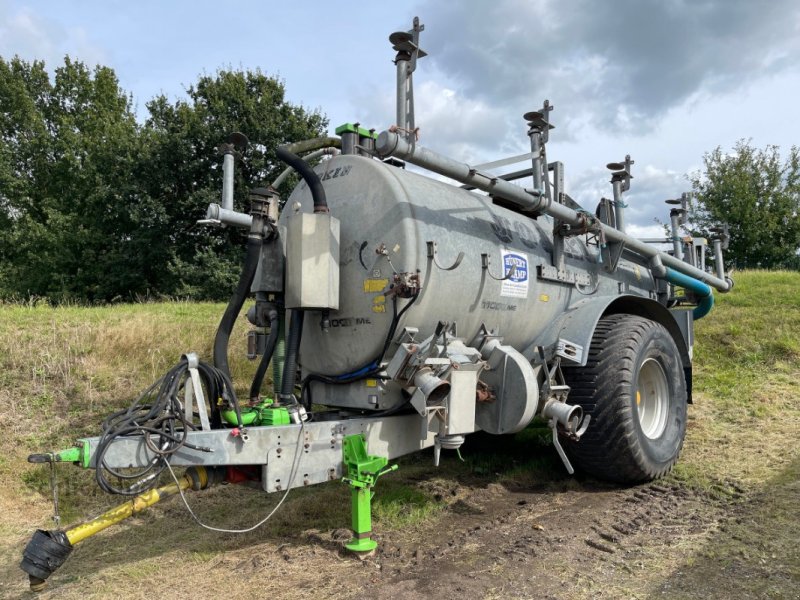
top-left (300, 291), bottom-right (420, 409)
top-left (94, 356), bottom-right (241, 496)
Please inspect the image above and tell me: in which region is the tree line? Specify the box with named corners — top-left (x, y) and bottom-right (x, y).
top-left (0, 56), bottom-right (326, 301)
top-left (1, 56), bottom-right (798, 303)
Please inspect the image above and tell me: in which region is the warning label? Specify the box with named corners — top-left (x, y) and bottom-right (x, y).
top-left (500, 250), bottom-right (529, 299)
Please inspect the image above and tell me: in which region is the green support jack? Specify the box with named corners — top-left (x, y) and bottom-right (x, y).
top-left (341, 434), bottom-right (397, 555)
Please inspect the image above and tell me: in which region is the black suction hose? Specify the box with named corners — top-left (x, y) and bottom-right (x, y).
top-left (249, 306), bottom-right (279, 401)
top-left (276, 146), bottom-right (328, 213)
top-left (273, 143), bottom-right (330, 402)
top-left (213, 235), bottom-right (263, 380)
top-left (280, 310), bottom-right (304, 400)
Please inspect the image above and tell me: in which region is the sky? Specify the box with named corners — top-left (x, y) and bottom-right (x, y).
top-left (2, 0), bottom-right (800, 237)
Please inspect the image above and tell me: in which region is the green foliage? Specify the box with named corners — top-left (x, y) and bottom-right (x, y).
top-left (0, 57), bottom-right (142, 301)
top-left (140, 69), bottom-right (327, 299)
top-left (0, 58), bottom-right (327, 301)
top-left (690, 140), bottom-right (800, 269)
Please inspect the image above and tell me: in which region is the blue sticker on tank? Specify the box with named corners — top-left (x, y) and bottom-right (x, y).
top-left (500, 251), bottom-right (529, 298)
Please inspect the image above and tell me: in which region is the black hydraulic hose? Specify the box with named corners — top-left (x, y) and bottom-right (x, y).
top-left (213, 235), bottom-right (263, 380)
top-left (249, 307), bottom-right (280, 401)
top-left (280, 310), bottom-right (305, 399)
top-left (276, 146), bottom-right (328, 213)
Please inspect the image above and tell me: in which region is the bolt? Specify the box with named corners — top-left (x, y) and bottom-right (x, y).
top-left (276, 448), bottom-right (282, 455)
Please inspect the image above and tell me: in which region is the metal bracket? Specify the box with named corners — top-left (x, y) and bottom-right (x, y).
top-left (601, 240), bottom-right (625, 273)
top-left (182, 352), bottom-right (210, 431)
top-left (427, 241), bottom-right (464, 271)
top-left (482, 253), bottom-right (516, 281)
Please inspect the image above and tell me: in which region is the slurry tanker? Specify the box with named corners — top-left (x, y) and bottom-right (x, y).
top-left (21, 17), bottom-right (732, 590)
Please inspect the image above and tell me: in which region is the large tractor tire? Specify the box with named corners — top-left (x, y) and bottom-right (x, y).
top-left (561, 314), bottom-right (688, 483)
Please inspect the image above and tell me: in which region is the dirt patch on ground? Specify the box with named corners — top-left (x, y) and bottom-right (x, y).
top-left (2, 456), bottom-right (798, 600)
top-left (354, 479), bottom-right (739, 599)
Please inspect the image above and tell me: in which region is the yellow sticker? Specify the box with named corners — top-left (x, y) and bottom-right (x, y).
top-left (372, 304), bottom-right (387, 313)
top-left (365, 379), bottom-right (378, 388)
top-left (363, 278), bottom-right (389, 293)
top-left (373, 296), bottom-right (386, 305)
top-left (539, 294), bottom-right (550, 302)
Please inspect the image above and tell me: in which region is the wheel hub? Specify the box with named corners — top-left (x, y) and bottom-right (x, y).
top-left (636, 358), bottom-right (669, 439)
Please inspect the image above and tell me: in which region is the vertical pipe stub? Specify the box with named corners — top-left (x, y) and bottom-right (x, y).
top-left (218, 132), bottom-right (249, 211)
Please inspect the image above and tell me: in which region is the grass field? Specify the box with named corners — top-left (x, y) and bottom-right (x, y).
top-left (0, 270), bottom-right (798, 598)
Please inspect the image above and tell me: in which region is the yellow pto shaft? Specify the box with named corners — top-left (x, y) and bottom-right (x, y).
top-left (21, 466), bottom-right (218, 592)
top-left (64, 472), bottom-right (195, 545)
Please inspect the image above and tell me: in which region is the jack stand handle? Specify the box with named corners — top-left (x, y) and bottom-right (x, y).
top-left (378, 464), bottom-right (399, 478)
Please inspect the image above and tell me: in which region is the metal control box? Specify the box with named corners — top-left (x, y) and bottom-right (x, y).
top-left (285, 212), bottom-right (340, 310)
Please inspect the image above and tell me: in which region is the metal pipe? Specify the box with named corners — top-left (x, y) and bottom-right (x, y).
top-left (664, 267), bottom-right (714, 320)
top-left (376, 130), bottom-right (733, 293)
top-left (205, 203), bottom-right (253, 229)
top-left (222, 151), bottom-right (235, 211)
top-left (669, 210), bottom-right (683, 260)
top-left (529, 133), bottom-right (543, 191)
top-left (712, 238), bottom-right (725, 280)
top-left (281, 136), bottom-right (341, 155)
top-left (396, 59), bottom-right (409, 134)
top-left (271, 147), bottom-right (340, 189)
top-left (612, 179), bottom-right (626, 234)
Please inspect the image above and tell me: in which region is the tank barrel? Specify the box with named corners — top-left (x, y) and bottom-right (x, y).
top-left (376, 130), bottom-right (733, 293)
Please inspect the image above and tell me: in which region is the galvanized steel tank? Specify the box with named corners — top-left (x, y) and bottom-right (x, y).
top-left (281, 154), bottom-right (655, 379)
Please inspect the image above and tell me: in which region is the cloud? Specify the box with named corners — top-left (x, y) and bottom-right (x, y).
top-left (0, 2), bottom-right (107, 68)
top-left (568, 163), bottom-right (687, 230)
top-left (351, 77), bottom-right (513, 163)
top-left (415, 0), bottom-right (800, 135)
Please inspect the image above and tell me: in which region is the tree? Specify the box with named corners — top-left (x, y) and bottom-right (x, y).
top-left (140, 69), bottom-right (328, 299)
top-left (0, 56), bottom-right (143, 301)
top-left (690, 140), bottom-right (800, 270)
top-left (0, 60), bottom-right (328, 301)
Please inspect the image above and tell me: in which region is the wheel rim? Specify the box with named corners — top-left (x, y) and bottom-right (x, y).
top-left (636, 358), bottom-right (669, 439)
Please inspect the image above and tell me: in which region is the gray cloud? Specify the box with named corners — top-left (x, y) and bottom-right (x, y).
top-left (568, 162), bottom-right (688, 235)
top-left (415, 0), bottom-right (800, 135)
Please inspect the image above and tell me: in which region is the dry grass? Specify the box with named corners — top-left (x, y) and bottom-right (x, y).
top-left (0, 271), bottom-right (798, 598)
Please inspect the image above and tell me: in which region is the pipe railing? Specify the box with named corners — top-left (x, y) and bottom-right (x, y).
top-left (375, 130), bottom-right (732, 293)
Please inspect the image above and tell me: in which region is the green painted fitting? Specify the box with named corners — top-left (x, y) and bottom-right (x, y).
top-left (221, 408), bottom-right (259, 426)
top-left (54, 447), bottom-right (82, 464)
top-left (220, 399), bottom-right (289, 427)
top-left (335, 123), bottom-right (378, 139)
top-left (259, 407), bottom-right (291, 426)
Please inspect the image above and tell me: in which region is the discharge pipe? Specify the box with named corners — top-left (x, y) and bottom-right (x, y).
top-left (376, 131), bottom-right (732, 293)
